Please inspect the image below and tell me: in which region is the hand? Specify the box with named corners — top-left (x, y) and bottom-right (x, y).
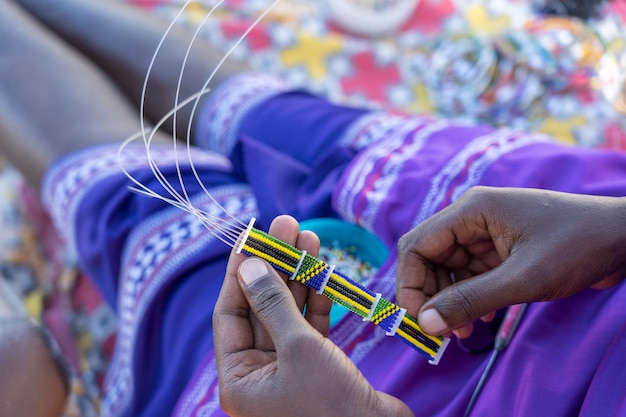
top-left (213, 215), bottom-right (414, 417)
top-left (397, 186), bottom-right (626, 338)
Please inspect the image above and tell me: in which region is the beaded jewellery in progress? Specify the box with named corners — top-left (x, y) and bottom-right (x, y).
top-left (236, 218), bottom-right (449, 364)
top-left (118, 0), bottom-right (449, 364)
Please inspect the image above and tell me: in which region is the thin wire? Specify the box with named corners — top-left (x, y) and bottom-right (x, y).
top-left (139, 0), bottom-right (191, 145)
top-left (137, 0), bottom-right (195, 209)
top-left (141, 0), bottom-right (210, 214)
top-left (118, 134), bottom-right (189, 211)
top-left (118, 0), bottom-right (282, 244)
top-left (118, 133), bottom-right (244, 247)
top-left (183, 0), bottom-right (281, 229)
top-left (130, 0), bottom-right (282, 230)
top-left (171, 0), bottom-right (224, 209)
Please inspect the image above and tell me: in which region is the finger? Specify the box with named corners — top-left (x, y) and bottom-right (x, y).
top-left (591, 272), bottom-right (623, 290)
top-left (453, 323), bottom-right (473, 339)
top-left (238, 257), bottom-right (310, 352)
top-left (397, 190), bottom-right (497, 295)
top-left (396, 269), bottom-right (429, 318)
top-left (250, 215), bottom-right (301, 350)
top-left (396, 207), bottom-right (469, 314)
top-left (466, 244), bottom-right (503, 271)
top-left (429, 267), bottom-right (454, 296)
top-left (288, 230), bottom-right (320, 313)
top-left (417, 259), bottom-right (533, 335)
top-left (397, 261), bottom-right (450, 318)
top-left (213, 240), bottom-right (257, 359)
top-left (397, 195), bottom-right (490, 265)
top-left (480, 311), bottom-right (496, 323)
top-left (304, 288), bottom-right (332, 338)
top-left (451, 269), bottom-right (474, 283)
top-left (396, 243), bottom-right (437, 314)
top-left (289, 230), bottom-right (332, 337)
top-left (268, 215), bottom-right (301, 250)
top-left (214, 215), bottom-right (301, 358)
top-left (397, 215), bottom-right (458, 273)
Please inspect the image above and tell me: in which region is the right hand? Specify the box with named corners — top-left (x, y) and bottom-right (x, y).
top-left (396, 186), bottom-right (626, 338)
top-left (213, 215), bottom-right (414, 417)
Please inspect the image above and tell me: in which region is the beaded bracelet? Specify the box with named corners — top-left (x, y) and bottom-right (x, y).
top-left (236, 218), bottom-right (449, 364)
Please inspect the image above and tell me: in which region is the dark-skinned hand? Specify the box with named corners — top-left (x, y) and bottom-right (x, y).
top-left (397, 186), bottom-right (626, 338)
top-left (214, 215), bottom-right (414, 417)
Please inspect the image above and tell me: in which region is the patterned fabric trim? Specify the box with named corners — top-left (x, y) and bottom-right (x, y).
top-left (41, 143), bottom-right (231, 260)
top-left (412, 129), bottom-right (552, 227)
top-left (174, 355), bottom-right (221, 417)
top-left (102, 184), bottom-right (258, 417)
top-left (332, 124), bottom-right (551, 365)
top-left (338, 111), bottom-right (434, 151)
top-left (336, 117), bottom-right (449, 231)
top-left (194, 73), bottom-right (288, 155)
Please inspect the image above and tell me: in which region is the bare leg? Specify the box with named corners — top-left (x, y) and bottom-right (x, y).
top-left (14, 0), bottom-right (250, 140)
top-left (0, 319), bottom-right (69, 417)
top-left (0, 0), bottom-right (171, 189)
top-left (0, 280), bottom-right (69, 417)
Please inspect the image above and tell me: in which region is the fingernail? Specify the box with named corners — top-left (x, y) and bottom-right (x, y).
top-left (419, 309), bottom-right (448, 334)
top-left (239, 258), bottom-right (269, 285)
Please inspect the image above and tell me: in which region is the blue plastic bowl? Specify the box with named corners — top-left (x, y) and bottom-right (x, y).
top-left (299, 218), bottom-right (389, 327)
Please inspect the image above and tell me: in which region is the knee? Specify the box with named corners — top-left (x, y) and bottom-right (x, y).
top-left (0, 318), bottom-right (70, 417)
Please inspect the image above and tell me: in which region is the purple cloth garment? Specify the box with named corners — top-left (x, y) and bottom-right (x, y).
top-left (42, 73), bottom-right (626, 417)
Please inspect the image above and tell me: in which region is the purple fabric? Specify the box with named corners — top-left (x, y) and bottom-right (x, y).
top-left (43, 73), bottom-right (626, 417)
top-left (43, 145), bottom-right (256, 416)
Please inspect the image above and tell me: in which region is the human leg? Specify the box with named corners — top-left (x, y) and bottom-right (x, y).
top-left (0, 3), bottom-right (256, 415)
top-left (0, 0), bottom-right (172, 189)
top-left (13, 0), bottom-right (250, 141)
top-left (0, 279), bottom-right (69, 417)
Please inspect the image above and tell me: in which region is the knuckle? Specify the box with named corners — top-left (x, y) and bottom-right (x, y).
top-left (250, 283), bottom-right (288, 319)
top-left (461, 185), bottom-right (505, 209)
top-left (397, 231), bottom-right (414, 253)
top-left (442, 285), bottom-right (483, 323)
top-left (461, 185), bottom-right (489, 203)
top-left (398, 226), bottom-right (427, 254)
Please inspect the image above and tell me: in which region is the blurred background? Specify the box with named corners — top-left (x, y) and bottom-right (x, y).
top-left (1, 1), bottom-right (625, 415)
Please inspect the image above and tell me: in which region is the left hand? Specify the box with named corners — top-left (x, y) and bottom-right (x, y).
top-left (396, 187), bottom-right (626, 339)
top-left (213, 215), bottom-right (414, 417)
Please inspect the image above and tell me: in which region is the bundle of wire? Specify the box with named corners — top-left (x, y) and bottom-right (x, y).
top-left (118, 0), bottom-right (449, 365)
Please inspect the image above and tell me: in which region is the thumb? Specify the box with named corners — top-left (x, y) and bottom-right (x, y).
top-left (418, 267), bottom-right (527, 335)
top-left (238, 257), bottom-right (307, 346)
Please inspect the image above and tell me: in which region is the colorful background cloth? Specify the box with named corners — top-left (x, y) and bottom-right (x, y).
top-left (138, 0), bottom-right (626, 147)
top-left (1, 1), bottom-right (626, 416)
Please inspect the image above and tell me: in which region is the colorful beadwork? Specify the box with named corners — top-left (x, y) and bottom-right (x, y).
top-left (236, 218), bottom-right (449, 364)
